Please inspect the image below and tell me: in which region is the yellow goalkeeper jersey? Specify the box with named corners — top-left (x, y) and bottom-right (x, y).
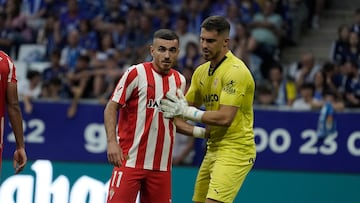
top-left (186, 51), bottom-right (256, 158)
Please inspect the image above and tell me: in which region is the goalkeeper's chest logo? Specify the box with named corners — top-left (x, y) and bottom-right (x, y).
top-left (147, 99), bottom-right (160, 108)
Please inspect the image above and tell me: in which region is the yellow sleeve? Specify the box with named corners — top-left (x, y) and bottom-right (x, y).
top-left (220, 66), bottom-right (254, 107)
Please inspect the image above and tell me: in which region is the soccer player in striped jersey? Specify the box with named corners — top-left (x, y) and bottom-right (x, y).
top-left (0, 51), bottom-right (27, 174)
top-left (161, 16), bottom-right (256, 203)
top-left (104, 29), bottom-right (205, 203)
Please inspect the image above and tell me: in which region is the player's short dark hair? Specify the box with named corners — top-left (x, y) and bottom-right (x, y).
top-left (201, 15), bottom-right (230, 35)
top-left (153, 29), bottom-right (179, 42)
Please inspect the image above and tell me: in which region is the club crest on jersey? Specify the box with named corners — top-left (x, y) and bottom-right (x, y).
top-left (147, 99), bottom-right (160, 108)
top-left (108, 188), bottom-right (115, 200)
top-left (223, 80), bottom-right (236, 94)
top-left (213, 78), bottom-right (218, 87)
top-left (116, 85), bottom-right (123, 92)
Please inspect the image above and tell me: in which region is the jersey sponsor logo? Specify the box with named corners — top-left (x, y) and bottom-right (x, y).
top-left (203, 94), bottom-right (219, 103)
top-left (223, 80), bottom-right (236, 94)
top-left (147, 99), bottom-right (160, 109)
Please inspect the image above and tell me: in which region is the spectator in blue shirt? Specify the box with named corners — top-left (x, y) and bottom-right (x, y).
top-left (59, 0), bottom-right (86, 37)
top-left (78, 18), bottom-right (99, 56)
top-left (330, 24), bottom-right (350, 65)
top-left (60, 29), bottom-right (83, 71)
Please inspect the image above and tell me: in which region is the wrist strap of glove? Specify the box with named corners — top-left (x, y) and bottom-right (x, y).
top-left (183, 106), bottom-right (204, 122)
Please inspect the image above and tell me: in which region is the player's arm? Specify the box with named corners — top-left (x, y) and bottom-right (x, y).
top-left (6, 82), bottom-right (27, 174)
top-left (174, 118), bottom-right (206, 138)
top-left (161, 89), bottom-right (238, 127)
top-left (104, 100), bottom-right (125, 167)
top-left (199, 105), bottom-right (238, 127)
top-left (176, 104), bottom-right (237, 127)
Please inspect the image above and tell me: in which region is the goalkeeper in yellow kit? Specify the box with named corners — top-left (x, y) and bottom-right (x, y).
top-left (161, 15), bottom-right (256, 203)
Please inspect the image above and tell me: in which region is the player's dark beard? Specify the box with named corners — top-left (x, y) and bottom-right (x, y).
top-left (202, 49), bottom-right (212, 61)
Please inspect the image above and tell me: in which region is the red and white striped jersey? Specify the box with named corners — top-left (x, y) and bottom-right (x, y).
top-left (111, 62), bottom-right (186, 171)
top-left (0, 51), bottom-right (17, 153)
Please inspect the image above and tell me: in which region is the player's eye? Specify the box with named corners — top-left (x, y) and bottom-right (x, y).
top-left (168, 47), bottom-right (177, 53)
top-left (201, 38), bottom-right (216, 43)
top-left (158, 47), bottom-right (177, 53)
top-left (158, 47), bottom-right (166, 52)
top-left (206, 39), bottom-right (216, 43)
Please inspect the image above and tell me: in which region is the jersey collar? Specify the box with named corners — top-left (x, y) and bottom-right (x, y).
top-left (208, 55), bottom-right (227, 76)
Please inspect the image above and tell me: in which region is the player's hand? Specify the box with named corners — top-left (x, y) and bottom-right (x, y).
top-left (160, 89), bottom-right (188, 119)
top-left (13, 148), bottom-right (27, 174)
top-left (161, 89), bottom-right (204, 122)
top-left (107, 140), bottom-right (125, 167)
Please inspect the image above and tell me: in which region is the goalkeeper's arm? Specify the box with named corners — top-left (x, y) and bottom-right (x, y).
top-left (194, 105), bottom-right (238, 127)
top-left (181, 106), bottom-right (205, 122)
top-left (162, 89), bottom-right (238, 127)
top-left (180, 93), bottom-right (238, 127)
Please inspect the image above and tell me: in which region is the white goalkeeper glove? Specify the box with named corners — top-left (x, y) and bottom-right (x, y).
top-left (160, 89), bottom-right (204, 122)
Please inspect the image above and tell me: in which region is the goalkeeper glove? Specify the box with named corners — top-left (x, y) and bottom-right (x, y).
top-left (160, 89), bottom-right (204, 122)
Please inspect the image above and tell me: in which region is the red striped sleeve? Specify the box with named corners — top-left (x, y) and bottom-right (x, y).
top-left (121, 68), bottom-right (137, 104)
top-left (118, 86), bottom-right (138, 157)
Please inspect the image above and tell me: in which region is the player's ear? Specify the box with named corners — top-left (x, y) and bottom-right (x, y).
top-left (224, 37), bottom-right (229, 47)
top-left (150, 45), bottom-right (154, 57)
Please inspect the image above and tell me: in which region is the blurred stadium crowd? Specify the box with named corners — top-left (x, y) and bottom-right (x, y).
top-left (2, 0), bottom-right (360, 119)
